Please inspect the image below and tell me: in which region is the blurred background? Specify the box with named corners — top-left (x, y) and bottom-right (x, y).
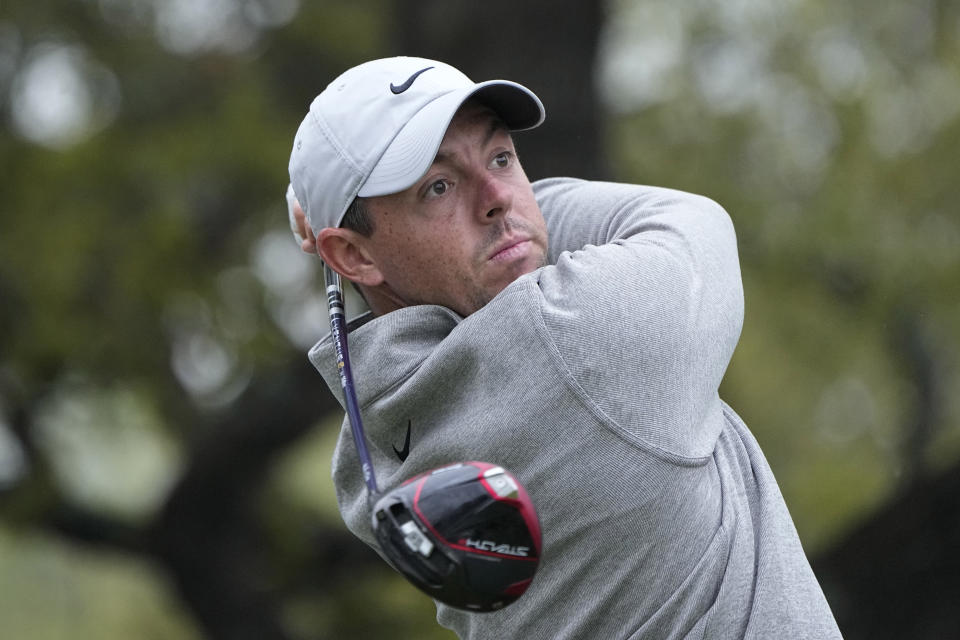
top-left (1, 0), bottom-right (958, 638)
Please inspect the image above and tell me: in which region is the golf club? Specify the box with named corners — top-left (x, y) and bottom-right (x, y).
top-left (323, 265), bottom-right (542, 612)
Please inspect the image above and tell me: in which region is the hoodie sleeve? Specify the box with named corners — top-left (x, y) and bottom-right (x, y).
top-left (531, 178), bottom-right (744, 460)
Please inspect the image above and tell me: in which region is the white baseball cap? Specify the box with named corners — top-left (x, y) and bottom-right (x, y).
top-left (288, 56), bottom-right (545, 236)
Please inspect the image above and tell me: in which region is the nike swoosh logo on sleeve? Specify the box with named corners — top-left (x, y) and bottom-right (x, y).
top-left (393, 420), bottom-right (412, 462)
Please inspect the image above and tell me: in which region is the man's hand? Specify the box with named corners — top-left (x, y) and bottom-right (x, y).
top-left (293, 200), bottom-right (318, 254)
top-left (287, 184), bottom-right (318, 254)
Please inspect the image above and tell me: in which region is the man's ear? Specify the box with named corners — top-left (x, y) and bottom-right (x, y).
top-left (316, 228), bottom-right (383, 286)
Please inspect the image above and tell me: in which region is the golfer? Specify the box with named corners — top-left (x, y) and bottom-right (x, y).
top-left (287, 56), bottom-right (842, 639)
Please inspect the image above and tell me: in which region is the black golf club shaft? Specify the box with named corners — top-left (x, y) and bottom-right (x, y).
top-left (324, 264), bottom-right (379, 496)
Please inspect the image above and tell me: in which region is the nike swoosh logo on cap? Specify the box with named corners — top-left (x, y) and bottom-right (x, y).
top-left (393, 420), bottom-right (412, 462)
top-left (390, 66), bottom-right (434, 94)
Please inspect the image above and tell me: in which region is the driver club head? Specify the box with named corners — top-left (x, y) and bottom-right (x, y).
top-left (372, 462), bottom-right (541, 612)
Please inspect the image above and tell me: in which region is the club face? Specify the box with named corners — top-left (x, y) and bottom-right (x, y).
top-left (372, 462), bottom-right (541, 612)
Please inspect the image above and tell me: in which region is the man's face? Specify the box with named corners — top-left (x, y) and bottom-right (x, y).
top-left (360, 102), bottom-right (548, 316)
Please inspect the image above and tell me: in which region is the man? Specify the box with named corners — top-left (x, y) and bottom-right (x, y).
top-left (287, 56), bottom-right (842, 639)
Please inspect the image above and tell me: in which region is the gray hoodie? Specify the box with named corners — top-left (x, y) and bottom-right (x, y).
top-left (309, 178), bottom-right (842, 639)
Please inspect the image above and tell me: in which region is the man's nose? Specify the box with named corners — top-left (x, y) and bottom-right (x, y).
top-left (477, 174), bottom-right (513, 222)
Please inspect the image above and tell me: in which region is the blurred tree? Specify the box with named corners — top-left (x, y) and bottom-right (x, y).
top-left (0, 0), bottom-right (604, 638)
top-left (0, 0), bottom-right (410, 636)
top-left (812, 461), bottom-right (960, 639)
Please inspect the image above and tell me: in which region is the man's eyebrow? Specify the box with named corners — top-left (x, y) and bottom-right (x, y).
top-left (482, 115), bottom-right (509, 147)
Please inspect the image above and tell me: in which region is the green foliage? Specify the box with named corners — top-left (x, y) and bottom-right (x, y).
top-left (0, 0), bottom-right (408, 637)
top-left (0, 526), bottom-right (202, 640)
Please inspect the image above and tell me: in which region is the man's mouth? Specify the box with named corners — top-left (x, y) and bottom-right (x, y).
top-left (489, 238), bottom-right (531, 262)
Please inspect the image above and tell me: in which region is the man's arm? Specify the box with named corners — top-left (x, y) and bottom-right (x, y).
top-left (530, 178), bottom-right (743, 460)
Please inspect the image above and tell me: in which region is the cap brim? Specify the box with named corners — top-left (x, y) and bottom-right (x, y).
top-left (358, 80), bottom-right (544, 198)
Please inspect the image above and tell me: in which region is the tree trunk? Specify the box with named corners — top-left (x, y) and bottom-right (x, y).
top-left (811, 461), bottom-right (960, 639)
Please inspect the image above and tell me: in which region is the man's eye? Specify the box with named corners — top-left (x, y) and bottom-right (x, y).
top-left (429, 180), bottom-right (448, 196)
top-left (493, 153), bottom-right (510, 168)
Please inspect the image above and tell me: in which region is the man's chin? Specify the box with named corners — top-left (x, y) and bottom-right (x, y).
top-left (458, 253), bottom-right (545, 315)
top-left (490, 256), bottom-right (543, 294)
